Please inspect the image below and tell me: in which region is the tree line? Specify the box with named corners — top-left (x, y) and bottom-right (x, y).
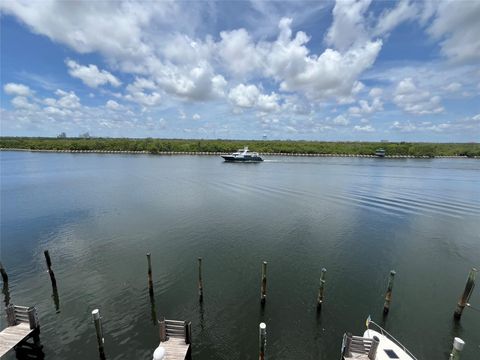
top-left (1, 137), bottom-right (479, 157)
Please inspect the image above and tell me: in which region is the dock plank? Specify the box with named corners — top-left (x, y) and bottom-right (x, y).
top-left (0, 323), bottom-right (33, 357)
top-left (159, 337), bottom-right (190, 360)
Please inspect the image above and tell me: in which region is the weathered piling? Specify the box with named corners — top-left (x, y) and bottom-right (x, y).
top-left (147, 253), bottom-right (154, 295)
top-left (43, 250), bottom-right (57, 288)
top-left (317, 268), bottom-right (327, 308)
top-left (449, 337), bottom-right (465, 360)
top-left (383, 270), bottom-right (396, 314)
top-left (454, 267), bottom-right (477, 319)
top-left (259, 322), bottom-right (266, 360)
top-left (184, 321), bottom-right (192, 345)
top-left (159, 318), bottom-right (167, 342)
top-left (1, 262), bottom-right (10, 306)
top-left (198, 257), bottom-right (204, 302)
top-left (92, 309), bottom-right (105, 359)
top-left (0, 262), bottom-right (8, 284)
top-left (260, 261), bottom-right (267, 305)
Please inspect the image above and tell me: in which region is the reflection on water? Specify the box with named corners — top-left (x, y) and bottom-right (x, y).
top-left (0, 152), bottom-right (479, 359)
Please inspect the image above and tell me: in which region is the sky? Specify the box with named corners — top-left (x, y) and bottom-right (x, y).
top-left (0, 0), bottom-right (479, 141)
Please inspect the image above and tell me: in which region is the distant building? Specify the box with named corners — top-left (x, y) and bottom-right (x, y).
top-left (79, 132), bottom-right (91, 139)
top-left (57, 132), bottom-right (67, 138)
top-left (381, 139), bottom-right (389, 143)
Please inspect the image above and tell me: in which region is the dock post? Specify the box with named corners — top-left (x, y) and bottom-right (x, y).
top-left (198, 257), bottom-right (204, 302)
top-left (6, 303), bottom-right (16, 326)
top-left (454, 268), bottom-right (477, 319)
top-left (147, 253), bottom-right (154, 295)
top-left (27, 306), bottom-right (40, 330)
top-left (44, 250), bottom-right (60, 311)
top-left (383, 270), bottom-right (396, 314)
top-left (259, 322), bottom-right (266, 360)
top-left (449, 337), bottom-right (465, 360)
top-left (43, 250), bottom-right (57, 289)
top-left (184, 321), bottom-right (192, 345)
top-left (317, 268), bottom-right (327, 308)
top-left (0, 262), bottom-right (8, 284)
top-left (92, 309), bottom-right (105, 359)
top-left (260, 261), bottom-right (267, 304)
top-left (159, 318), bottom-right (167, 342)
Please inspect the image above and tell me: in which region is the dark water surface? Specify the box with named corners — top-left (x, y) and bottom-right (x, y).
top-left (1, 151), bottom-right (479, 359)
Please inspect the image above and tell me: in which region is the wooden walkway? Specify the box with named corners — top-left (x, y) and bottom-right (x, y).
top-left (157, 319), bottom-right (192, 360)
top-left (0, 304), bottom-right (39, 357)
top-left (0, 322), bottom-right (34, 357)
top-left (159, 337), bottom-right (190, 359)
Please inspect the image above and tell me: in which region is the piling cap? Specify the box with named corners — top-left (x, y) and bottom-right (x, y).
top-left (259, 322), bottom-right (266, 330)
top-left (92, 309), bottom-right (100, 320)
top-left (153, 346), bottom-right (166, 360)
top-left (453, 337), bottom-right (465, 351)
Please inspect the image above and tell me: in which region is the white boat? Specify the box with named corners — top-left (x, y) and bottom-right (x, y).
top-left (221, 146), bottom-right (263, 162)
top-left (375, 149), bottom-right (386, 157)
top-left (341, 317), bottom-right (417, 360)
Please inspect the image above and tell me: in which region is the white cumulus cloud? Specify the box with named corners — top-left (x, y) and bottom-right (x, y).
top-left (393, 78), bottom-right (444, 115)
top-left (66, 59), bottom-right (121, 88)
top-left (4, 83), bottom-right (34, 97)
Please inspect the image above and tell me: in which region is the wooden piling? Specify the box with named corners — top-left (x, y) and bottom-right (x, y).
top-left (259, 322), bottom-right (266, 360)
top-left (147, 253), bottom-right (153, 295)
top-left (383, 270), bottom-right (396, 314)
top-left (184, 321), bottom-right (192, 345)
top-left (317, 268), bottom-right (327, 308)
top-left (198, 257), bottom-right (203, 302)
top-left (43, 250), bottom-right (57, 289)
top-left (159, 318), bottom-right (167, 342)
top-left (454, 267), bottom-right (477, 319)
top-left (0, 262), bottom-right (8, 284)
top-left (449, 337), bottom-right (465, 360)
top-left (260, 261), bottom-right (267, 304)
top-left (92, 309), bottom-right (105, 359)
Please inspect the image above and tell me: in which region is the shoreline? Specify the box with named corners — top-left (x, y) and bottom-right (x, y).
top-left (1, 148), bottom-right (478, 159)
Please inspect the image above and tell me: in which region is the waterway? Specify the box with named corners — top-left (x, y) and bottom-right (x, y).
top-left (1, 151), bottom-right (479, 359)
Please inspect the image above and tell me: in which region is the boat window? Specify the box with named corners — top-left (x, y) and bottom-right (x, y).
top-left (384, 349), bottom-right (400, 358)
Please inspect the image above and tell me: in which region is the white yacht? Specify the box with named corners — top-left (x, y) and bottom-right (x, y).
top-left (341, 317), bottom-right (417, 360)
top-left (221, 146), bottom-right (263, 162)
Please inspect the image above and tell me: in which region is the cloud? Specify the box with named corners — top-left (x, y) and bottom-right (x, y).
top-left (228, 83), bottom-right (280, 113)
top-left (332, 115), bottom-right (350, 126)
top-left (157, 63), bottom-right (227, 101)
top-left (218, 28), bottom-right (262, 78)
top-left (354, 124), bottom-right (375, 132)
top-left (325, 0), bottom-right (372, 51)
top-left (66, 59), bottom-right (121, 88)
top-left (4, 83), bottom-right (34, 96)
top-left (442, 82), bottom-right (461, 93)
top-left (106, 100), bottom-right (121, 110)
top-left (393, 78), bottom-right (444, 115)
top-left (391, 120), bottom-right (417, 132)
top-left (54, 89), bottom-right (81, 109)
top-left (125, 78), bottom-right (162, 106)
top-left (192, 113), bottom-right (201, 120)
top-left (11, 96), bottom-right (37, 110)
top-left (266, 18), bottom-right (383, 101)
top-left (374, 0), bottom-right (417, 36)
top-left (368, 87), bottom-right (383, 98)
top-left (348, 98), bottom-right (383, 116)
top-left (426, 0), bottom-right (480, 63)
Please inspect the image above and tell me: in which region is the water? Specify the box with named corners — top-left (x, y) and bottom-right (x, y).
top-left (1, 151), bottom-right (479, 359)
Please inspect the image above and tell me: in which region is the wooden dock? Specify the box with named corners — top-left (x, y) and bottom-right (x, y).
top-left (156, 319), bottom-right (192, 360)
top-left (0, 304), bottom-right (40, 357)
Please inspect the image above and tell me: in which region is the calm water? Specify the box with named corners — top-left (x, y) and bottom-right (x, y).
top-left (1, 151), bottom-right (479, 359)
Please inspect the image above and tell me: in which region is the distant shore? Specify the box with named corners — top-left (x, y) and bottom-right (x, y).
top-left (1, 137), bottom-right (479, 158)
top-left (1, 148), bottom-right (478, 159)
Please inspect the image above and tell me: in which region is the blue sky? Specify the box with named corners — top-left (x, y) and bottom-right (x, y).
top-left (1, 0), bottom-right (479, 141)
